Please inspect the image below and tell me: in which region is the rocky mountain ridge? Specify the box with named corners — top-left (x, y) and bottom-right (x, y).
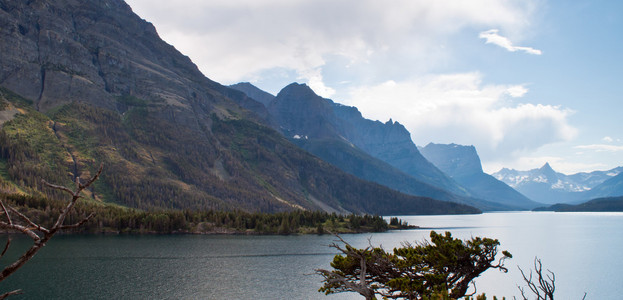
top-left (0, 0), bottom-right (478, 215)
top-left (419, 143), bottom-right (541, 209)
top-left (232, 82), bottom-right (523, 211)
top-left (493, 163), bottom-right (623, 204)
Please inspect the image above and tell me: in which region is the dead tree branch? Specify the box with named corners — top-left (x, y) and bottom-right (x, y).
top-left (0, 163), bottom-right (102, 297)
top-left (517, 257), bottom-right (555, 300)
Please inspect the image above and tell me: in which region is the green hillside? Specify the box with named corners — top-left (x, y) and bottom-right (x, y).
top-left (0, 88), bottom-right (478, 215)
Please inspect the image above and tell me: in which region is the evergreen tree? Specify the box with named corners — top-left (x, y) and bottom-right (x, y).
top-left (317, 231), bottom-right (512, 299)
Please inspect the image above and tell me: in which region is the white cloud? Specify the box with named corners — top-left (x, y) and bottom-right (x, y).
top-left (479, 29), bottom-right (542, 55)
top-left (603, 136), bottom-right (614, 143)
top-left (575, 144), bottom-right (623, 152)
top-left (126, 0), bottom-right (538, 88)
top-left (505, 85), bottom-right (529, 97)
top-left (299, 68), bottom-right (336, 98)
top-left (346, 73), bottom-right (576, 162)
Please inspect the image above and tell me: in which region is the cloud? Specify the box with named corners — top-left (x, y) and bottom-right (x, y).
top-left (479, 29), bottom-right (542, 55)
top-left (126, 0), bottom-right (538, 88)
top-left (299, 68), bottom-right (336, 98)
top-left (345, 72), bottom-right (576, 162)
top-left (603, 136), bottom-right (614, 143)
top-left (575, 144), bottom-right (623, 152)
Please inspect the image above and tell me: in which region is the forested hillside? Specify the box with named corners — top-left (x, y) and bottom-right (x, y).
top-left (0, 1), bottom-right (478, 215)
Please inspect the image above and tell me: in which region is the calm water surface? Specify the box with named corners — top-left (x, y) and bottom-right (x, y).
top-left (1, 212), bottom-right (621, 299)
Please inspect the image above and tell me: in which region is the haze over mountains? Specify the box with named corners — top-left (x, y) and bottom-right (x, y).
top-left (419, 143), bottom-right (540, 209)
top-left (232, 81), bottom-right (623, 209)
top-left (232, 82), bottom-right (530, 210)
top-left (494, 164), bottom-right (623, 204)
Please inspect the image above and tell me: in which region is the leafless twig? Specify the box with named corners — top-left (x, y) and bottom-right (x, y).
top-left (0, 163), bottom-right (102, 297)
top-left (517, 257), bottom-right (555, 300)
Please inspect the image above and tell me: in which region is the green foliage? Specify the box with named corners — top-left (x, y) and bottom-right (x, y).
top-left (388, 217), bottom-right (417, 229)
top-left (317, 231), bottom-right (511, 299)
top-left (0, 112), bottom-right (72, 200)
top-left (0, 192), bottom-right (396, 234)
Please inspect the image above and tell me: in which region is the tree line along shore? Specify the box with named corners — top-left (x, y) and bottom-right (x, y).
top-left (0, 192), bottom-right (415, 235)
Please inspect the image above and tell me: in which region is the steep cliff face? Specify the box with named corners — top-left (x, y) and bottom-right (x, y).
top-left (0, 0), bottom-right (272, 125)
top-left (419, 143), bottom-right (483, 178)
top-left (420, 143), bottom-right (540, 209)
top-left (268, 83), bottom-right (341, 140)
top-left (232, 82), bottom-right (522, 210)
top-left (334, 107), bottom-right (462, 195)
top-left (0, 0), bottom-right (479, 215)
top-left (265, 83), bottom-right (468, 195)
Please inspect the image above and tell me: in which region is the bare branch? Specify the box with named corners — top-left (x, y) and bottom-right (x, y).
top-left (0, 289), bottom-right (22, 299)
top-left (0, 222), bottom-right (41, 241)
top-left (79, 163), bottom-right (103, 190)
top-left (517, 257), bottom-right (555, 300)
top-left (46, 164), bottom-right (103, 232)
top-left (0, 201), bottom-right (12, 226)
top-left (41, 180), bottom-right (74, 195)
top-left (0, 163), bottom-right (102, 298)
top-left (6, 206), bottom-right (49, 234)
top-left (0, 237), bottom-right (10, 259)
top-left (59, 213), bottom-right (95, 230)
top-left (516, 285), bottom-right (528, 300)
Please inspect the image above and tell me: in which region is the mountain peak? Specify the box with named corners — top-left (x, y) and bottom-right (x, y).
top-left (281, 82), bottom-right (312, 92)
top-left (539, 162), bottom-right (558, 178)
top-left (420, 143), bottom-right (483, 177)
top-left (275, 82), bottom-right (324, 102)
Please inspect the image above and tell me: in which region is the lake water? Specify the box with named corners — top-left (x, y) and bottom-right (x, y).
top-left (1, 212), bottom-right (621, 299)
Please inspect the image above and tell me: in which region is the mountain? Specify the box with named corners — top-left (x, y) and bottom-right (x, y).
top-left (269, 83), bottom-right (469, 194)
top-left (567, 167), bottom-right (623, 188)
top-left (229, 82), bottom-right (275, 107)
top-left (0, 0), bottom-right (479, 215)
top-left (493, 164), bottom-right (623, 204)
top-left (584, 172), bottom-right (623, 200)
top-left (230, 82), bottom-right (513, 210)
top-left (419, 143), bottom-right (541, 209)
top-left (535, 196), bottom-right (623, 212)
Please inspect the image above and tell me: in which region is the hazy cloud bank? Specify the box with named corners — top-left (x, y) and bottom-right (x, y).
top-left (345, 72), bottom-right (577, 163)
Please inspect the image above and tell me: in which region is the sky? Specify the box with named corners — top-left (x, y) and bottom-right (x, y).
top-left (126, 0), bottom-right (622, 175)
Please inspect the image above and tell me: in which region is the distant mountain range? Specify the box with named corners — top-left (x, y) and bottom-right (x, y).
top-left (231, 82), bottom-right (525, 211)
top-left (3, 0), bottom-right (617, 216)
top-left (0, 0), bottom-right (478, 215)
top-left (419, 143), bottom-right (541, 209)
top-left (535, 196), bottom-right (623, 212)
top-left (493, 164), bottom-right (623, 204)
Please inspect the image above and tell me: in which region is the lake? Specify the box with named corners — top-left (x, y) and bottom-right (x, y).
top-left (1, 212), bottom-right (621, 299)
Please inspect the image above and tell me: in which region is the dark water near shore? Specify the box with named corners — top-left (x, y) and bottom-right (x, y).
top-left (2, 212), bottom-right (621, 299)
